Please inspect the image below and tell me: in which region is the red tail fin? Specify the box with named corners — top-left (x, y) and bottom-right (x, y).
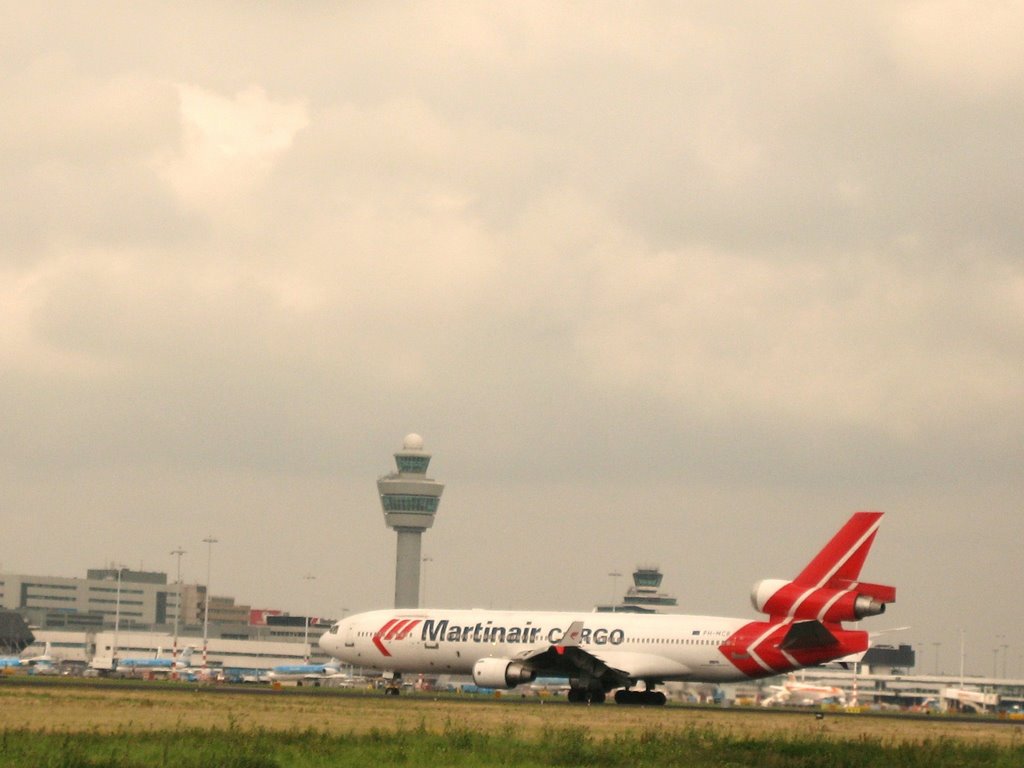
top-left (751, 511), bottom-right (895, 623)
top-left (793, 511), bottom-right (883, 588)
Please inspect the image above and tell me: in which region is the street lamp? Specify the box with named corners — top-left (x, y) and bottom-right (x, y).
top-left (303, 574), bottom-right (316, 663)
top-left (958, 628), bottom-right (966, 688)
top-left (112, 566), bottom-right (125, 667)
top-left (170, 548), bottom-right (186, 676)
top-left (202, 536), bottom-right (218, 672)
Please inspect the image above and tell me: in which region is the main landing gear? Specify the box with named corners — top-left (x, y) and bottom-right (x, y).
top-left (567, 684), bottom-right (667, 705)
top-left (567, 688), bottom-right (606, 704)
top-left (614, 689), bottom-right (667, 706)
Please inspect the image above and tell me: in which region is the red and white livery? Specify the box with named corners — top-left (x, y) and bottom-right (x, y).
top-left (320, 512), bottom-right (895, 704)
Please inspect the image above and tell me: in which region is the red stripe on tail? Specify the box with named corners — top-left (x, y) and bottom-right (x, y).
top-left (794, 511), bottom-right (883, 587)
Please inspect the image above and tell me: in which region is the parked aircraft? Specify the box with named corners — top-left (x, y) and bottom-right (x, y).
top-left (116, 647), bottom-right (194, 676)
top-left (16, 643), bottom-right (59, 675)
top-left (19, 642), bottom-right (53, 666)
top-left (320, 512), bottom-right (895, 705)
top-left (266, 659), bottom-right (342, 685)
top-left (761, 674), bottom-right (847, 706)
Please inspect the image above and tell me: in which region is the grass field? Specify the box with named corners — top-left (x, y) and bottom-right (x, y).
top-left (1, 679), bottom-right (1022, 767)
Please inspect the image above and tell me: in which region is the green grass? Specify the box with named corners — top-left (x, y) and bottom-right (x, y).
top-left (1, 722), bottom-right (1021, 768)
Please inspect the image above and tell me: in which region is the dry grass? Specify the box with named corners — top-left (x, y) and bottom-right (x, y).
top-left (1, 681), bottom-right (1020, 749)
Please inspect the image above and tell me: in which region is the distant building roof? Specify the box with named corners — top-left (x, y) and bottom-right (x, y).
top-left (86, 568), bottom-right (168, 585)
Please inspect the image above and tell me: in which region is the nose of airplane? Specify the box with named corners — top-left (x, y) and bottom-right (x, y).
top-left (318, 624), bottom-right (337, 653)
top-left (319, 617), bottom-right (348, 655)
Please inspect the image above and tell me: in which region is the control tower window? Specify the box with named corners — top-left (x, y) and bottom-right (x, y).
top-left (396, 456), bottom-right (430, 474)
top-left (381, 495), bottom-right (440, 513)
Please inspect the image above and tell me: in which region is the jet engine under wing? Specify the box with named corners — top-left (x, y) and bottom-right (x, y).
top-left (513, 621), bottom-right (633, 690)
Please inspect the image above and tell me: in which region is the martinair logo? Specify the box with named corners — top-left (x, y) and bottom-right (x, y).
top-left (372, 618), bottom-right (421, 656)
top-left (370, 615), bottom-right (627, 657)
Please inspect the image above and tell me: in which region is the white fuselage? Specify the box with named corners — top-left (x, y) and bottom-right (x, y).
top-left (320, 608), bottom-right (756, 684)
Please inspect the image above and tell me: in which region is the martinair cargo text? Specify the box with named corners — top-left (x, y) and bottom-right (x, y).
top-left (320, 512), bottom-right (895, 704)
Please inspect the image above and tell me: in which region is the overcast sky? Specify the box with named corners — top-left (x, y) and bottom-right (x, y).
top-left (2, 3), bottom-right (1022, 677)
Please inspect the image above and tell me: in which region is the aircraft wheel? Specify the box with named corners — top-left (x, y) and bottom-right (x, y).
top-left (567, 688), bottom-right (585, 704)
top-left (590, 691), bottom-right (606, 704)
top-left (614, 690), bottom-right (637, 705)
top-left (614, 689), bottom-right (666, 706)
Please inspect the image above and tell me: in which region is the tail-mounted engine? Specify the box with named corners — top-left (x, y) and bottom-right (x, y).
top-left (472, 657), bottom-right (537, 689)
top-left (751, 578), bottom-right (895, 623)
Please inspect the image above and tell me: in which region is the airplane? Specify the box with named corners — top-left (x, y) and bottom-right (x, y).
top-left (115, 647), bottom-right (194, 676)
top-left (266, 659), bottom-right (342, 686)
top-left (19, 642), bottom-right (53, 666)
top-left (320, 511), bottom-right (895, 705)
top-left (18, 643), bottom-right (59, 675)
top-left (760, 674), bottom-right (847, 707)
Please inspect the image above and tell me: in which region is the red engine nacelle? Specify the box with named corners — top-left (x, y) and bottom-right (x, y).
top-left (751, 578), bottom-right (894, 623)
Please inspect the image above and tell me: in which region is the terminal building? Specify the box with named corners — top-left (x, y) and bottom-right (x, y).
top-left (0, 567), bottom-right (333, 672)
top-left (0, 568), bottom-right (252, 632)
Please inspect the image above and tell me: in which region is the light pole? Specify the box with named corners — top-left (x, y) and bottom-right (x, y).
top-left (202, 536), bottom-right (218, 672)
top-left (959, 628), bottom-right (965, 688)
top-left (420, 557), bottom-right (433, 606)
top-left (170, 548), bottom-right (186, 676)
top-left (112, 566), bottom-right (125, 667)
top-left (303, 574), bottom-right (316, 663)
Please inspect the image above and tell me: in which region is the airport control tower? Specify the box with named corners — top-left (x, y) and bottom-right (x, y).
top-left (378, 434), bottom-right (445, 608)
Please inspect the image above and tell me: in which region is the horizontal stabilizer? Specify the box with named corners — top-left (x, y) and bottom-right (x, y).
top-left (779, 620), bottom-right (838, 651)
top-left (834, 580), bottom-right (896, 604)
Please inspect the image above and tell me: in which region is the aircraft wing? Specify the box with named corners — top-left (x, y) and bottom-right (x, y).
top-left (510, 621), bottom-right (633, 690)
